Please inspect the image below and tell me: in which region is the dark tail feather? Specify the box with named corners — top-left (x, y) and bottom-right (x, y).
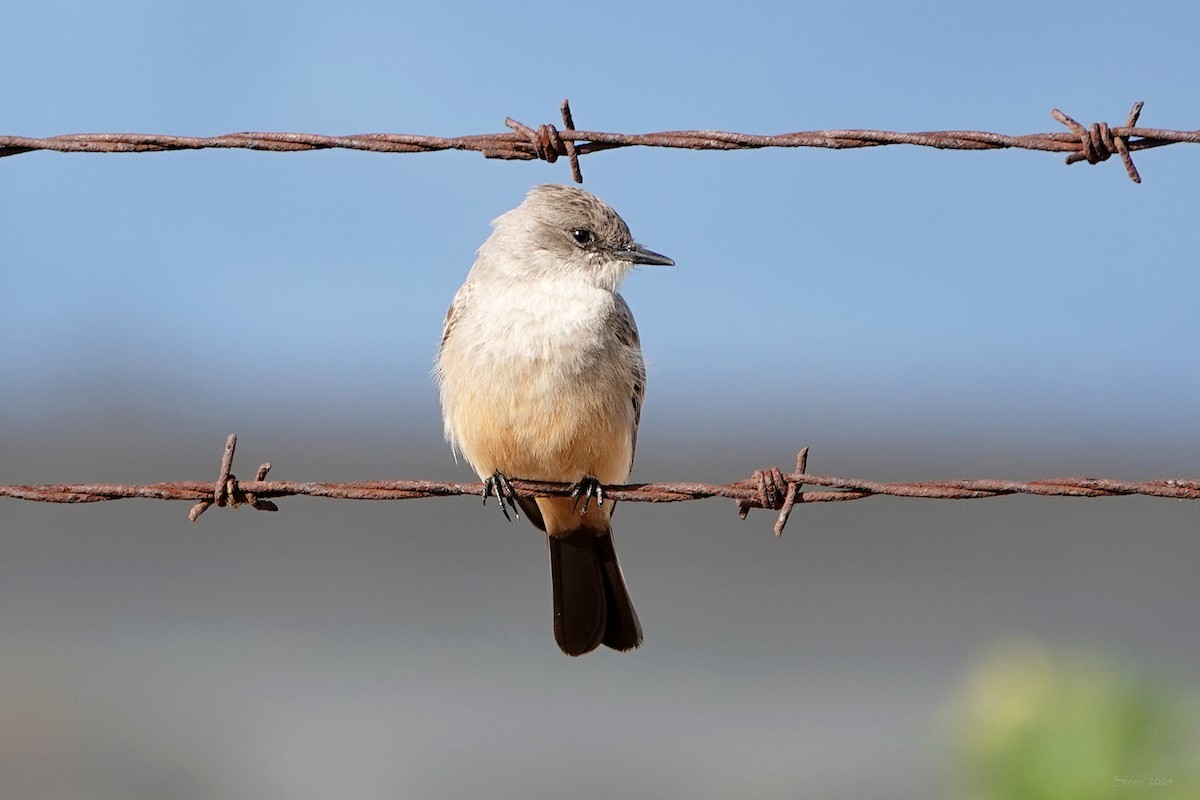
top-left (596, 531), bottom-right (643, 651)
top-left (548, 528), bottom-right (643, 656)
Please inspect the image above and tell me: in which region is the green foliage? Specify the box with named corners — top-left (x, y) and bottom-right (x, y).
top-left (954, 641), bottom-right (1200, 800)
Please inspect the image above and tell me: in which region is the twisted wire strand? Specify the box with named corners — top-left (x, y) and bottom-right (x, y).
top-left (2, 100), bottom-right (1192, 183)
top-left (4, 437), bottom-right (1198, 536)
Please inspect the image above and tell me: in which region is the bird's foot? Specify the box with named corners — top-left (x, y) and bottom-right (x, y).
top-left (482, 470), bottom-right (520, 521)
top-left (569, 475), bottom-right (605, 515)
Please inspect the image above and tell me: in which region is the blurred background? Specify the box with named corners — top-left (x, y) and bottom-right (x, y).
top-left (2, 1), bottom-right (1199, 797)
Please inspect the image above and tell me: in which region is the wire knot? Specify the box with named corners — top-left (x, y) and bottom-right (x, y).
top-left (188, 434), bottom-right (278, 521)
top-left (503, 99), bottom-right (584, 183)
top-left (1051, 102), bottom-right (1144, 183)
top-left (736, 447), bottom-right (809, 536)
top-left (1079, 120), bottom-right (1118, 164)
top-left (537, 124), bottom-right (567, 164)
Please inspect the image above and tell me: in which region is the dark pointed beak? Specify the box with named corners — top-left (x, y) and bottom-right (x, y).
top-left (617, 243), bottom-right (675, 267)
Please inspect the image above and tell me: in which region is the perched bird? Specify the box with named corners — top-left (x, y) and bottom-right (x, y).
top-left (436, 184), bottom-right (673, 655)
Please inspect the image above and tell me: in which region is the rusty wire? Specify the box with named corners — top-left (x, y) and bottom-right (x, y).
top-left (1, 100), bottom-right (1194, 184)
top-left (3, 436), bottom-right (1198, 537)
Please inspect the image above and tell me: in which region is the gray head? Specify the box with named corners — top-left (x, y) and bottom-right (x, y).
top-left (475, 185), bottom-right (673, 291)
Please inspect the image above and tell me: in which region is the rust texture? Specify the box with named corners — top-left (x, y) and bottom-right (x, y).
top-left (4, 435), bottom-right (1198, 536)
top-left (1, 100), bottom-right (1192, 183)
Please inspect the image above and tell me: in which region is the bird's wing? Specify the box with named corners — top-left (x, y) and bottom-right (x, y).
top-left (611, 294), bottom-right (645, 460)
top-left (439, 281), bottom-right (472, 353)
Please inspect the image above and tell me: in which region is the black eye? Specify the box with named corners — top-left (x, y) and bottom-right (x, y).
top-left (570, 228), bottom-right (594, 246)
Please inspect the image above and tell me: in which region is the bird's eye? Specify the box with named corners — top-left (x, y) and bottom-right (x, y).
top-left (570, 228), bottom-right (594, 246)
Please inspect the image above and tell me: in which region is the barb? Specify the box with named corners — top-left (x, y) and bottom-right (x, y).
top-left (1052, 102), bottom-right (1147, 183)
top-left (4, 436), bottom-right (1199, 536)
top-left (1, 100), bottom-right (1193, 183)
top-left (187, 433), bottom-right (278, 521)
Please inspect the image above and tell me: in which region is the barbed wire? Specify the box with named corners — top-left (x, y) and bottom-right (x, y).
top-left (3, 435), bottom-right (1198, 537)
top-left (2, 100), bottom-right (1196, 184)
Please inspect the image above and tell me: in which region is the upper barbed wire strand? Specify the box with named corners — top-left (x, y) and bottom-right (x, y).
top-left (2, 100), bottom-right (1196, 183)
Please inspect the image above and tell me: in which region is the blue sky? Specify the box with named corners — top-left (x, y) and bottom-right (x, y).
top-left (5, 1), bottom-right (1199, 464)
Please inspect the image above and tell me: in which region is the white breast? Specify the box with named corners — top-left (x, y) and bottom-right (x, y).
top-left (438, 277), bottom-right (639, 483)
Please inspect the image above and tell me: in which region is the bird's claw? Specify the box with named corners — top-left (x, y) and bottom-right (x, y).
top-left (569, 475), bottom-right (605, 515)
top-left (482, 470), bottom-right (520, 521)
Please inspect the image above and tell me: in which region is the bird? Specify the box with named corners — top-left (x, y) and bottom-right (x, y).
top-left (436, 184), bottom-right (673, 655)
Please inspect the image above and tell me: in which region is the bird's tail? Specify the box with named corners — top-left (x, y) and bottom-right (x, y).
top-left (547, 525), bottom-right (643, 656)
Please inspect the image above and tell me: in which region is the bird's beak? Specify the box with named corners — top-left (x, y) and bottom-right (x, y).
top-left (617, 243), bottom-right (675, 267)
